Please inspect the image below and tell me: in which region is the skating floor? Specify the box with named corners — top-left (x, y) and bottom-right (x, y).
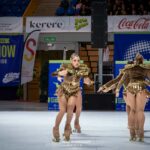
top-left (0, 101), bottom-right (150, 150)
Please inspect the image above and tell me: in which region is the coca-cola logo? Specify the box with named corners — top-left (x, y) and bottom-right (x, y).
top-left (29, 19), bottom-right (65, 30)
top-left (118, 17), bottom-right (150, 30)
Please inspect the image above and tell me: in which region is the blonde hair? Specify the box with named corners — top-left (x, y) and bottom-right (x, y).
top-left (70, 53), bottom-right (80, 60)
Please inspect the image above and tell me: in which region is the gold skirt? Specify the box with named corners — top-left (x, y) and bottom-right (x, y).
top-left (126, 82), bottom-right (146, 95)
top-left (56, 82), bottom-right (80, 100)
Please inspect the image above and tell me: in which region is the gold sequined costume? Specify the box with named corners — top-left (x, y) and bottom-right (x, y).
top-left (100, 68), bottom-right (129, 94)
top-left (116, 63), bottom-right (150, 96)
top-left (100, 65), bottom-right (150, 97)
top-left (99, 53), bottom-right (150, 142)
top-left (52, 63), bottom-right (90, 99)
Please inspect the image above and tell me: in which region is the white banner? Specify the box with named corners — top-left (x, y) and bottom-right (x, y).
top-left (26, 16), bottom-right (91, 33)
top-left (26, 16), bottom-right (150, 33)
top-left (108, 15), bottom-right (150, 32)
top-left (0, 17), bottom-right (23, 33)
top-left (21, 30), bottom-right (40, 84)
top-left (26, 17), bottom-right (70, 33)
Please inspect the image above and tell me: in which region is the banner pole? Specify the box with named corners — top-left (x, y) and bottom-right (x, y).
top-left (98, 48), bottom-right (103, 88)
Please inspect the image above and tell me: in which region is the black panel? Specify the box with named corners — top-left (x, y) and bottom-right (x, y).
top-left (91, 0), bottom-right (108, 48)
top-left (83, 93), bottom-right (115, 110)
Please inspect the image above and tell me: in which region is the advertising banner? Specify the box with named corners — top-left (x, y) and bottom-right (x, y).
top-left (114, 34), bottom-right (150, 61)
top-left (0, 35), bottom-right (24, 86)
top-left (108, 15), bottom-right (150, 32)
top-left (114, 34), bottom-right (150, 111)
top-left (26, 16), bottom-right (150, 33)
top-left (21, 30), bottom-right (40, 84)
top-left (26, 16), bottom-right (91, 33)
top-left (0, 17), bottom-right (23, 33)
top-left (70, 16), bottom-right (91, 32)
top-left (48, 61), bottom-right (63, 110)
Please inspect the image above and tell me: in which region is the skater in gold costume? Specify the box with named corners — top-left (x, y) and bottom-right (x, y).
top-left (52, 53), bottom-right (93, 142)
top-left (98, 53), bottom-right (150, 142)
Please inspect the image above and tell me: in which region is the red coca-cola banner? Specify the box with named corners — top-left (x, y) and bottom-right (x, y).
top-left (108, 15), bottom-right (150, 32)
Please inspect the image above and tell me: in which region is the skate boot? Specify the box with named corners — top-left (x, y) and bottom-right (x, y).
top-left (73, 120), bottom-right (81, 133)
top-left (64, 124), bottom-right (71, 141)
top-left (137, 129), bottom-right (144, 142)
top-left (129, 129), bottom-right (136, 141)
top-left (52, 127), bottom-right (60, 142)
top-left (63, 124), bottom-right (72, 136)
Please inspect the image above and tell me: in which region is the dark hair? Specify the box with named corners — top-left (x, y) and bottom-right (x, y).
top-left (135, 53), bottom-right (144, 64)
top-left (127, 60), bottom-right (134, 64)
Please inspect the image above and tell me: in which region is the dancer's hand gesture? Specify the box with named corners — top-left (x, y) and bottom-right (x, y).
top-left (97, 86), bottom-right (105, 93)
top-left (58, 69), bottom-right (68, 76)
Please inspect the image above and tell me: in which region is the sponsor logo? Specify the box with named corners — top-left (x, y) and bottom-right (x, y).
top-left (74, 18), bottom-right (88, 30)
top-left (29, 19), bottom-right (65, 30)
top-left (118, 17), bottom-right (150, 30)
top-left (2, 72), bottom-right (20, 83)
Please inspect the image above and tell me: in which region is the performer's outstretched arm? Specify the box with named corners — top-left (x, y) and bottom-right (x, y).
top-left (97, 70), bottom-right (124, 93)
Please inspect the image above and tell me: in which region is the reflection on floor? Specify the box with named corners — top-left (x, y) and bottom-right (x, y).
top-left (0, 110), bottom-right (150, 150)
top-left (0, 100), bottom-right (47, 111)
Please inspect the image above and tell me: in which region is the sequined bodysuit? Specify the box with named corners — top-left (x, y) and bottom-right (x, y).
top-left (116, 64), bottom-right (150, 95)
top-left (52, 63), bottom-right (90, 99)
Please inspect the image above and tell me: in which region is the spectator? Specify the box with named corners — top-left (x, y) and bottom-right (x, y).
top-left (143, 10), bottom-right (148, 15)
top-left (55, 6), bottom-right (65, 16)
top-left (130, 3), bottom-right (137, 15)
top-left (79, 4), bottom-right (91, 16)
top-left (108, 0), bottom-right (149, 16)
top-left (148, 0), bottom-right (150, 14)
top-left (67, 5), bottom-right (75, 16)
top-left (121, 3), bottom-right (127, 15)
top-left (81, 0), bottom-right (91, 7)
top-left (75, 0), bottom-right (83, 15)
top-left (70, 0), bottom-right (78, 7)
top-left (60, 0), bottom-right (69, 10)
top-left (55, 0), bottom-right (149, 16)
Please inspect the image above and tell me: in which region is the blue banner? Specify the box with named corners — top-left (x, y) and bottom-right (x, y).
top-left (114, 34), bottom-right (150, 61)
top-left (0, 35), bottom-right (24, 86)
top-left (114, 34), bottom-right (150, 111)
top-left (48, 60), bottom-right (83, 110)
top-left (48, 61), bottom-right (61, 110)
top-left (115, 61), bottom-right (150, 111)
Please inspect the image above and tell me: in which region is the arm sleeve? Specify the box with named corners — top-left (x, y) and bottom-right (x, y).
top-left (146, 70), bottom-right (150, 80)
top-left (77, 64), bottom-right (90, 77)
top-left (102, 70), bottom-right (123, 89)
top-left (115, 72), bottom-right (128, 92)
top-left (51, 64), bottom-right (66, 77)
